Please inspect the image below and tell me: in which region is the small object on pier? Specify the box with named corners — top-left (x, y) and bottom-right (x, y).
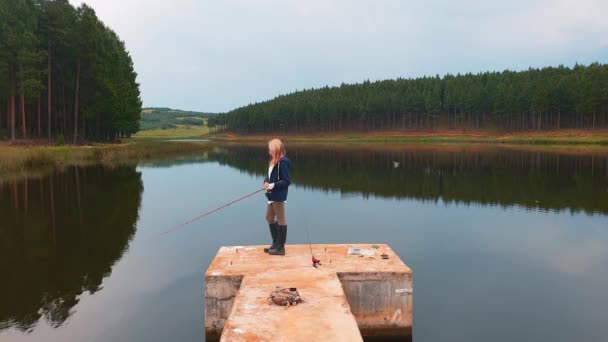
top-left (312, 257), bottom-right (321, 268)
top-left (395, 288), bottom-right (413, 295)
top-left (348, 248), bottom-right (375, 256)
top-left (381, 253), bottom-right (390, 260)
top-left (268, 287), bottom-right (302, 306)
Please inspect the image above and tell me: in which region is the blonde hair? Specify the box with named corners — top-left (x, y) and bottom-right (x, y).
top-left (268, 138), bottom-right (286, 166)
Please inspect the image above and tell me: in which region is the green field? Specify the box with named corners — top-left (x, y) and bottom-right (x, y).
top-left (133, 124), bottom-right (210, 139)
top-left (139, 107), bottom-right (216, 131)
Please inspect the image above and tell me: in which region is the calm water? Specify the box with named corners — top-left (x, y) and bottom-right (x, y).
top-left (1, 144), bottom-right (607, 342)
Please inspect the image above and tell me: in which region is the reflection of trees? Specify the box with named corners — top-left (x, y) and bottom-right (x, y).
top-left (0, 165), bottom-right (143, 331)
top-left (211, 145), bottom-right (608, 215)
top-left (138, 154), bottom-right (212, 168)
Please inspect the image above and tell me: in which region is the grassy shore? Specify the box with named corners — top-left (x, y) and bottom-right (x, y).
top-left (3, 129), bottom-right (607, 178)
top-left (0, 140), bottom-right (213, 177)
top-left (209, 129), bottom-right (608, 145)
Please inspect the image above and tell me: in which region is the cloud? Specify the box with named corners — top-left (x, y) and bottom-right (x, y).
top-left (69, 0), bottom-right (608, 112)
top-left (477, 211), bottom-right (608, 275)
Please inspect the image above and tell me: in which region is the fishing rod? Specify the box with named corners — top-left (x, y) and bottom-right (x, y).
top-left (159, 188), bottom-right (265, 236)
top-left (305, 221), bottom-right (321, 268)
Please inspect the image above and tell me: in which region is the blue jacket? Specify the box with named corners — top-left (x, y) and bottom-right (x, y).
top-left (264, 156), bottom-right (291, 202)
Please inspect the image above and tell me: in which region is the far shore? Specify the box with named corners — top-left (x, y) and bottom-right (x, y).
top-left (2, 129), bottom-right (607, 179)
top-left (208, 129), bottom-right (608, 145)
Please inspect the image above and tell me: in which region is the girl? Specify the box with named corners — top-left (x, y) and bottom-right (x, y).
top-left (263, 139), bottom-right (291, 255)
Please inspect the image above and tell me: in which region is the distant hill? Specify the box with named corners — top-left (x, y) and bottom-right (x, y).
top-left (140, 108), bottom-right (216, 130)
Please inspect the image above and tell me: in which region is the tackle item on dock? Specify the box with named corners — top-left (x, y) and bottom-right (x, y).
top-left (305, 223), bottom-right (321, 267)
top-left (347, 248), bottom-right (375, 256)
top-left (312, 257), bottom-right (321, 268)
top-left (268, 287), bottom-right (303, 306)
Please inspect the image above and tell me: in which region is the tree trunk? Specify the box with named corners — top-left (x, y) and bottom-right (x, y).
top-left (73, 58), bottom-right (80, 144)
top-left (10, 72), bottom-right (16, 141)
top-left (62, 85), bottom-right (66, 136)
top-left (47, 45), bottom-right (52, 140)
top-left (20, 94), bottom-right (27, 138)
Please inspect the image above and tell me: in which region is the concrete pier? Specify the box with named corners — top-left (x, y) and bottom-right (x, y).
top-left (205, 244), bottom-right (412, 341)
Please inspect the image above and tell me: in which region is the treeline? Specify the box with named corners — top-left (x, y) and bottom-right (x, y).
top-left (212, 63), bottom-right (608, 134)
top-left (0, 0), bottom-right (142, 142)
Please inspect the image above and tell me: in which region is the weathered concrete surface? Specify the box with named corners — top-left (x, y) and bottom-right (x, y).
top-left (220, 268), bottom-right (363, 342)
top-left (205, 244), bottom-right (412, 341)
top-left (338, 272), bottom-right (413, 337)
top-left (205, 275), bottom-right (243, 340)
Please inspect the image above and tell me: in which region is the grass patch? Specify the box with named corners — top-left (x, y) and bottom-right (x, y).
top-left (0, 140), bottom-right (213, 178)
top-left (133, 124), bottom-right (210, 139)
top-left (139, 107), bottom-right (215, 130)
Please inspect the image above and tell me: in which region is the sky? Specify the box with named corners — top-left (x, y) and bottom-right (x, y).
top-left (69, 0), bottom-right (608, 113)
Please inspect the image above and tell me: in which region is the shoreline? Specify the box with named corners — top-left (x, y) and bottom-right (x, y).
top-left (2, 130), bottom-right (608, 178)
top-left (0, 140), bottom-right (213, 179)
top-left (208, 129), bottom-right (608, 145)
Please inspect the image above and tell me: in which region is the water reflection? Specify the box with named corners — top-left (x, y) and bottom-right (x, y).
top-left (210, 144), bottom-right (608, 215)
top-left (0, 166), bottom-right (143, 331)
top-left (0, 144), bottom-right (606, 341)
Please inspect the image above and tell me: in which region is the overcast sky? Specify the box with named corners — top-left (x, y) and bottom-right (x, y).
top-left (69, 0), bottom-right (608, 112)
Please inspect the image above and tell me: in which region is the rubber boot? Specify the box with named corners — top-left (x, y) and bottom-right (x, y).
top-left (264, 222), bottom-right (279, 253)
top-left (268, 225), bottom-right (287, 256)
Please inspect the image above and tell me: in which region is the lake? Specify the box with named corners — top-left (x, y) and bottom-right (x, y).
top-left (1, 143), bottom-right (607, 342)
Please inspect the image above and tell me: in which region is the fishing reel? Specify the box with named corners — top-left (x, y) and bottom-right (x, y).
top-left (312, 257), bottom-right (321, 268)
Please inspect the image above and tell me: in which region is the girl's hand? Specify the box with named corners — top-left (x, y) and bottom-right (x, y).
top-left (263, 182), bottom-right (269, 190)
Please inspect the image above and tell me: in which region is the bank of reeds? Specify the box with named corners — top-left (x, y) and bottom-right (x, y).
top-left (0, 140), bottom-right (213, 177)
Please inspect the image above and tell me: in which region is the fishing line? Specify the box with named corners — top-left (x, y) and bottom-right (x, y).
top-left (305, 220), bottom-right (313, 257)
top-left (158, 188), bottom-right (265, 236)
top-left (305, 219), bottom-right (321, 268)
